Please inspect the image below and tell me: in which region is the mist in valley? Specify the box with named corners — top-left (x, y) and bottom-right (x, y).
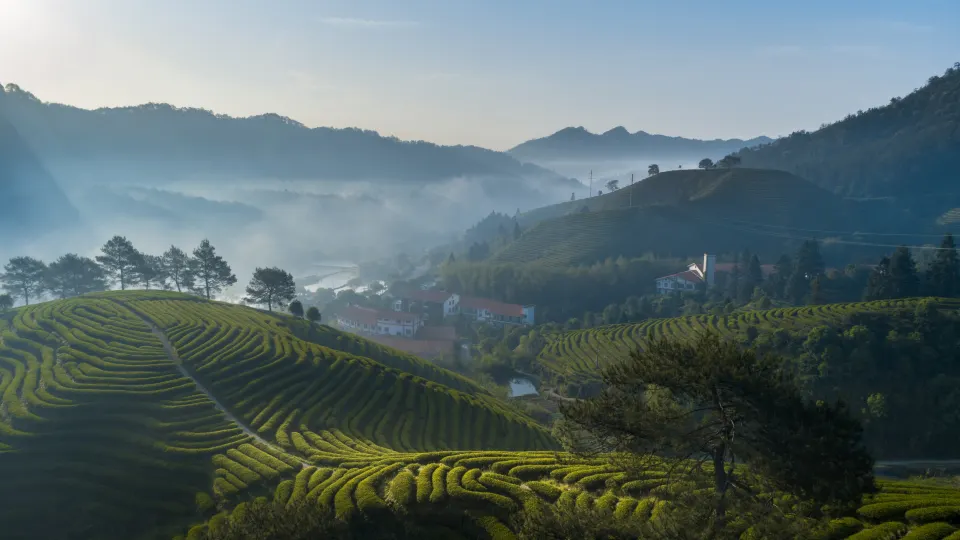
top-left (1, 164), bottom-right (577, 300)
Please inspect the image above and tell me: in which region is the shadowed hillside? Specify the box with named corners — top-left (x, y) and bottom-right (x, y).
top-left (737, 62), bottom-right (960, 225)
top-left (495, 168), bottom-right (874, 266)
top-left (0, 114), bottom-right (77, 237)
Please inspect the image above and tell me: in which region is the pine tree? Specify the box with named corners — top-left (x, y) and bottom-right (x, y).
top-left (244, 267), bottom-right (296, 311)
top-left (161, 245), bottom-right (195, 293)
top-left (189, 239), bottom-right (237, 300)
top-left (741, 254), bottom-right (763, 302)
top-left (727, 252), bottom-right (741, 300)
top-left (95, 236), bottom-right (142, 290)
top-left (1, 256), bottom-right (47, 305)
top-left (864, 257), bottom-right (890, 300)
top-left (769, 254), bottom-right (793, 299)
top-left (787, 241), bottom-right (824, 303)
top-left (926, 233), bottom-right (960, 297)
top-left (888, 246), bottom-right (919, 298)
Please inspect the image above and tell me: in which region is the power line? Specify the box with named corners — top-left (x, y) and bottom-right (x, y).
top-left (716, 218), bottom-right (953, 239)
top-left (691, 216), bottom-right (956, 251)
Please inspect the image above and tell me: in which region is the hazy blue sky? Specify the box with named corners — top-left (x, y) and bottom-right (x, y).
top-left (1, 0), bottom-right (957, 149)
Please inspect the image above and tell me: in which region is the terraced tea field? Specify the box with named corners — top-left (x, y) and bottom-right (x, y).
top-left (2, 291), bottom-right (959, 539)
top-left (537, 298), bottom-right (960, 380)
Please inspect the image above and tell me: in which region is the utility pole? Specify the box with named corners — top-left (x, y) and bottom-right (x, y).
top-left (629, 173), bottom-right (634, 208)
top-left (589, 170), bottom-right (593, 198)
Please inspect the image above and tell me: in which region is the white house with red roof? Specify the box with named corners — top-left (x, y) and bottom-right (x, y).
top-left (655, 254), bottom-right (782, 295)
top-left (453, 294), bottom-right (535, 326)
top-left (655, 253), bottom-right (716, 294)
top-left (336, 305), bottom-right (425, 337)
top-left (393, 289), bottom-right (534, 326)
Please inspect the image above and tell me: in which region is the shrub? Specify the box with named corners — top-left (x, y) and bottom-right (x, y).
top-left (906, 506), bottom-right (960, 525)
top-left (847, 522), bottom-right (910, 540)
top-left (902, 522), bottom-right (957, 540)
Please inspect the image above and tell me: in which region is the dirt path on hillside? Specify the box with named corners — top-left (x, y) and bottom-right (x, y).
top-left (112, 300), bottom-right (310, 468)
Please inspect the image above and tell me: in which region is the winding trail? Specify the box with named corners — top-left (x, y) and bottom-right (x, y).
top-left (113, 300), bottom-right (310, 468)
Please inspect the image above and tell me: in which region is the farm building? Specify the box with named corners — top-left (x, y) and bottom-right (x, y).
top-left (393, 289), bottom-right (535, 326)
top-left (655, 253), bottom-right (779, 294)
top-left (335, 305), bottom-right (425, 337)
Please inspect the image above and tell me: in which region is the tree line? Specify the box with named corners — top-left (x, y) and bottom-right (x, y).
top-left (0, 235), bottom-right (305, 312)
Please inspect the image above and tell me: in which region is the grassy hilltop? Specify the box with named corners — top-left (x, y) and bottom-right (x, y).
top-left (2, 291), bottom-right (960, 539)
top-left (498, 168), bottom-right (878, 267)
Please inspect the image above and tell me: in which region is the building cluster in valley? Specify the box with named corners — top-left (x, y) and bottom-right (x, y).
top-left (335, 289), bottom-right (534, 360)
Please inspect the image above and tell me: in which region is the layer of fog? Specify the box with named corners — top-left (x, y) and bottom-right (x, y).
top-left (526, 158), bottom-right (703, 183)
top-left (2, 172), bottom-right (573, 300)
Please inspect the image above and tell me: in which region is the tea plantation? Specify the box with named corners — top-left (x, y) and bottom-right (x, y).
top-left (537, 298), bottom-right (960, 381)
top-left (1, 291), bottom-right (959, 539)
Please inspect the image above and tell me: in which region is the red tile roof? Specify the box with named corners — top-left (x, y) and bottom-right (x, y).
top-left (460, 296), bottom-right (525, 317)
top-left (339, 306), bottom-right (421, 325)
top-left (339, 305), bottom-right (378, 326)
top-left (417, 326), bottom-right (457, 341)
top-left (367, 335), bottom-right (455, 359)
top-left (400, 289), bottom-right (454, 304)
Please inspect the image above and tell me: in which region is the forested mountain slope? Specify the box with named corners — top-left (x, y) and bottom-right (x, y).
top-left (494, 168), bottom-right (876, 266)
top-left (0, 83), bottom-right (574, 189)
top-left (0, 114), bottom-right (77, 236)
top-left (737, 63), bottom-right (960, 223)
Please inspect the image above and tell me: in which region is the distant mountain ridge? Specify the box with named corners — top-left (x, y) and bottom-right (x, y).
top-left (736, 62), bottom-right (960, 223)
top-left (508, 126), bottom-right (773, 162)
top-left (0, 114), bottom-right (77, 237)
top-left (0, 83), bottom-right (575, 190)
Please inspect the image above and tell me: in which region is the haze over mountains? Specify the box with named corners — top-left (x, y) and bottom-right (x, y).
top-left (0, 82), bottom-right (582, 279)
top-left (508, 126), bottom-right (773, 179)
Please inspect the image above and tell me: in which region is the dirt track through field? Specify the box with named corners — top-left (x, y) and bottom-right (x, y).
top-left (112, 299), bottom-right (310, 468)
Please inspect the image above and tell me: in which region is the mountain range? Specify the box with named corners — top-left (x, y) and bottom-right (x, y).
top-left (0, 83), bottom-right (576, 193)
top-left (737, 63), bottom-right (960, 223)
top-left (509, 126), bottom-right (772, 164)
top-left (0, 114), bottom-right (77, 236)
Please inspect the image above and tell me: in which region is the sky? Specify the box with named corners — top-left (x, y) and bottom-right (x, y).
top-left (1, 0), bottom-right (957, 150)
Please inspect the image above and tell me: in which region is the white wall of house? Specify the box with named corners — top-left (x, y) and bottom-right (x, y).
top-left (656, 276), bottom-right (698, 294)
top-left (522, 306), bottom-right (535, 325)
top-left (375, 315), bottom-right (422, 337)
top-left (444, 294), bottom-right (460, 317)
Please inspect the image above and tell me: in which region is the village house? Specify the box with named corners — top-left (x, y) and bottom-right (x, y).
top-left (655, 253), bottom-right (779, 294)
top-left (335, 305), bottom-right (424, 337)
top-left (655, 253), bottom-right (717, 294)
top-left (394, 289), bottom-right (534, 326)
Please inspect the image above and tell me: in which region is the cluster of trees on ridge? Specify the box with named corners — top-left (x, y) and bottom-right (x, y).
top-left (0, 235), bottom-right (311, 313)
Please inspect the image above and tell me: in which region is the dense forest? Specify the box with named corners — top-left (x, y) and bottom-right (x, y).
top-left (737, 62), bottom-right (960, 223)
